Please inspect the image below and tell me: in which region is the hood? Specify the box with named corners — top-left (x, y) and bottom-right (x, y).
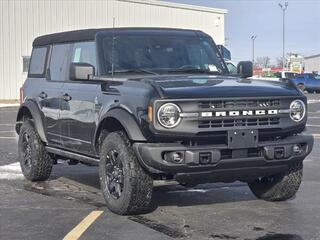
top-left (143, 75), bottom-right (301, 99)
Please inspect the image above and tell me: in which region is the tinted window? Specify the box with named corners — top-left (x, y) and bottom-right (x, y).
top-left (307, 74), bottom-right (315, 79)
top-left (71, 41), bottom-right (97, 69)
top-left (49, 44), bottom-right (71, 81)
top-left (297, 74), bottom-right (304, 79)
top-left (29, 47), bottom-right (47, 76)
top-left (284, 72), bottom-right (296, 79)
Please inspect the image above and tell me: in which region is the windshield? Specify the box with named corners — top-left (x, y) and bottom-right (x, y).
top-left (97, 33), bottom-right (228, 75)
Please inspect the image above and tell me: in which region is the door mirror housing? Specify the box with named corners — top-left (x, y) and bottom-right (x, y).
top-left (70, 62), bottom-right (95, 81)
top-left (237, 61), bottom-right (253, 78)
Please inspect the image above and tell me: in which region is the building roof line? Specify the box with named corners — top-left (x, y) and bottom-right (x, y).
top-left (305, 54), bottom-right (320, 59)
top-left (116, 0), bottom-right (228, 14)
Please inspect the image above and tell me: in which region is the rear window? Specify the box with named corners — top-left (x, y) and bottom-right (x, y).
top-left (29, 47), bottom-right (48, 76)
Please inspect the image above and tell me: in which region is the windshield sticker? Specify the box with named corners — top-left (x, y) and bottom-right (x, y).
top-left (73, 48), bottom-right (81, 62)
top-left (208, 64), bottom-right (218, 72)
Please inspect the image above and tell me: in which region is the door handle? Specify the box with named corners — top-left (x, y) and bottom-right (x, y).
top-left (62, 93), bottom-right (72, 101)
top-left (39, 92), bottom-right (47, 99)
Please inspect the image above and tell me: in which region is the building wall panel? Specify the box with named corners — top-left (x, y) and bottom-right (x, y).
top-left (0, 0), bottom-right (226, 100)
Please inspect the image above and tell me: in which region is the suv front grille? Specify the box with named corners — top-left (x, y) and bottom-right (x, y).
top-left (198, 99), bottom-right (280, 109)
top-left (198, 117), bottom-right (280, 129)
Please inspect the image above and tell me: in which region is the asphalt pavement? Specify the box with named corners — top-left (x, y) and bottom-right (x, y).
top-left (0, 94), bottom-right (320, 240)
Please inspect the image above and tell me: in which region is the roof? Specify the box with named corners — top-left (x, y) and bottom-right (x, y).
top-left (305, 54), bottom-right (320, 59)
top-left (118, 0), bottom-right (228, 14)
top-left (32, 27), bottom-right (205, 47)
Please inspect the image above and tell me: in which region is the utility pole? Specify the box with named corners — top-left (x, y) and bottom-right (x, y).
top-left (279, 1), bottom-right (288, 70)
top-left (251, 35), bottom-right (257, 65)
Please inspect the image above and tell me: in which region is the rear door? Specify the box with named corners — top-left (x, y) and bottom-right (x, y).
top-left (59, 41), bottom-right (99, 155)
top-left (42, 43), bottom-right (72, 145)
top-left (27, 46), bottom-right (65, 146)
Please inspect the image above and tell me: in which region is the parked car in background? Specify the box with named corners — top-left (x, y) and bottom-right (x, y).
top-left (274, 71), bottom-right (298, 80)
top-left (290, 73), bottom-right (320, 92)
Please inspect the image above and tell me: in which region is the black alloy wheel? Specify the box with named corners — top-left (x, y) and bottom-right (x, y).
top-left (22, 132), bottom-right (33, 171)
top-left (105, 150), bottom-right (124, 199)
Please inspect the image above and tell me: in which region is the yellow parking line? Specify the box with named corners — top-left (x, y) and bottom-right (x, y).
top-left (63, 211), bottom-right (103, 240)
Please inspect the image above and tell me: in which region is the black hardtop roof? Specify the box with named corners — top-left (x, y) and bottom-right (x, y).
top-left (32, 27), bottom-right (206, 47)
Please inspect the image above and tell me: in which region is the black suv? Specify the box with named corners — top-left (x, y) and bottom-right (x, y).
top-left (16, 28), bottom-right (313, 215)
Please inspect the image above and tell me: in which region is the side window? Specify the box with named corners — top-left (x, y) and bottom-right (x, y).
top-left (71, 41), bottom-right (97, 69)
top-left (49, 44), bottom-right (71, 81)
top-left (29, 47), bottom-right (48, 77)
top-left (297, 74), bottom-right (304, 79)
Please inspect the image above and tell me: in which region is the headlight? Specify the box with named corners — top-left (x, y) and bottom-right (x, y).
top-left (290, 100), bottom-right (306, 122)
top-left (157, 103), bottom-right (182, 128)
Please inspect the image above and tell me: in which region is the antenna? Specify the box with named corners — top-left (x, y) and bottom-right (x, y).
top-left (111, 17), bottom-right (115, 78)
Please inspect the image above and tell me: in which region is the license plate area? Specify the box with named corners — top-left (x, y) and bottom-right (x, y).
top-left (228, 129), bottom-right (258, 149)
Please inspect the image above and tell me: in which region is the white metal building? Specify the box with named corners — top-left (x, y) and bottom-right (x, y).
top-left (0, 0), bottom-right (227, 101)
top-left (304, 54), bottom-right (320, 73)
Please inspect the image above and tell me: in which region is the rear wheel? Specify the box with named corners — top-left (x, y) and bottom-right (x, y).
top-left (18, 120), bottom-right (53, 181)
top-left (248, 163), bottom-right (303, 201)
top-left (99, 131), bottom-right (153, 215)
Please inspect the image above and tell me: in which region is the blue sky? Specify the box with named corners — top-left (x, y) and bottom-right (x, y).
top-left (165, 0), bottom-right (320, 63)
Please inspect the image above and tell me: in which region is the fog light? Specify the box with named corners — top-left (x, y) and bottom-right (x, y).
top-left (164, 152), bottom-right (184, 163)
top-left (274, 147), bottom-right (285, 159)
top-left (293, 144), bottom-right (302, 154)
top-left (199, 152), bottom-right (212, 165)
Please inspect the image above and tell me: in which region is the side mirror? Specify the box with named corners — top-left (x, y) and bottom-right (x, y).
top-left (70, 62), bottom-right (95, 81)
top-left (237, 61), bottom-right (253, 78)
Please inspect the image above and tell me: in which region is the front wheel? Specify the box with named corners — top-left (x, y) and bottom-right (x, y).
top-left (99, 131), bottom-right (153, 215)
top-left (248, 163), bottom-right (303, 201)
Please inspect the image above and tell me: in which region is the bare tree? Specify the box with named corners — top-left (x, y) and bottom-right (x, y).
top-left (275, 57), bottom-right (283, 67)
top-left (255, 56), bottom-right (271, 68)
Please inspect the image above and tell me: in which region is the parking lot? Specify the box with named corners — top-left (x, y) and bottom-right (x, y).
top-left (1, 94), bottom-right (320, 240)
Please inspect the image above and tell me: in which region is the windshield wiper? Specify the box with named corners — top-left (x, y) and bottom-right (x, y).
top-left (167, 67), bottom-right (221, 75)
top-left (109, 69), bottom-right (159, 75)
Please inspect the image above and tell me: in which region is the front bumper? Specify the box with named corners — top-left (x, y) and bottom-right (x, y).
top-left (133, 134), bottom-right (313, 182)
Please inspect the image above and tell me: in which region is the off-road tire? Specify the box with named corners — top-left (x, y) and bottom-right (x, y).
top-left (99, 131), bottom-right (153, 215)
top-left (18, 120), bottom-right (53, 181)
top-left (248, 163), bottom-right (303, 201)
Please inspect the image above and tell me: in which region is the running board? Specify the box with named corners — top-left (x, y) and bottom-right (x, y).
top-left (45, 147), bottom-right (99, 166)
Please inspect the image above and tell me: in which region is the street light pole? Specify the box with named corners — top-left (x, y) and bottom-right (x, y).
top-left (279, 1), bottom-right (288, 70)
top-left (251, 35), bottom-right (257, 65)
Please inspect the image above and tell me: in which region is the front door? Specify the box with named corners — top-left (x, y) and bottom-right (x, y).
top-left (59, 41), bottom-right (99, 155)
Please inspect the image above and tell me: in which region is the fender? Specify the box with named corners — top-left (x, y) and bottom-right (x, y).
top-left (16, 100), bottom-right (48, 143)
top-left (95, 108), bottom-right (147, 146)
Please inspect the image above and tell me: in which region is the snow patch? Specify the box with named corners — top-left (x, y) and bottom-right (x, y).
top-left (0, 162), bottom-right (24, 180)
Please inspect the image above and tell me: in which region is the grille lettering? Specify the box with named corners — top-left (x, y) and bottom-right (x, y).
top-left (202, 109), bottom-right (278, 117)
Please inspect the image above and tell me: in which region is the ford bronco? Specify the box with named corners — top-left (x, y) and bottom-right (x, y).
top-left (16, 28), bottom-right (313, 215)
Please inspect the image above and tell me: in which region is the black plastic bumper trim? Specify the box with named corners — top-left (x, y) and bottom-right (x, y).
top-left (133, 134), bottom-right (314, 175)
